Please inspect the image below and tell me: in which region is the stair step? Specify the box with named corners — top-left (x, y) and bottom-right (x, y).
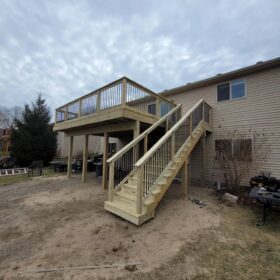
top-left (115, 190), bottom-right (137, 202)
top-left (157, 179), bottom-right (167, 186)
top-left (163, 171), bottom-right (173, 178)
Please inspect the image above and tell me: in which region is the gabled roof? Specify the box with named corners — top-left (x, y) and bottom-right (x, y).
top-left (160, 57), bottom-right (280, 96)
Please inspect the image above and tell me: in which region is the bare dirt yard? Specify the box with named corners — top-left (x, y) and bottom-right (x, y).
top-left (1, 174), bottom-right (280, 280)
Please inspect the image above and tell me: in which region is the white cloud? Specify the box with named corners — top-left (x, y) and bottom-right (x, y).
top-left (0, 0), bottom-right (279, 117)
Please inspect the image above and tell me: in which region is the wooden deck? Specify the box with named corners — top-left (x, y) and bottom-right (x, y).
top-left (53, 77), bottom-right (176, 134)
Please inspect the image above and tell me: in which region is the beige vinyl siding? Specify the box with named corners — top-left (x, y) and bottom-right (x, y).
top-left (168, 67), bottom-right (280, 186)
top-left (57, 133), bottom-right (121, 158)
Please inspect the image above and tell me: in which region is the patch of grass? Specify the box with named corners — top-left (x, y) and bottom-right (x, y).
top-left (0, 174), bottom-right (31, 186)
top-left (0, 167), bottom-right (66, 186)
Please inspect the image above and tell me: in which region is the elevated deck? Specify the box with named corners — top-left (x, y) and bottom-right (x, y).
top-left (53, 77), bottom-right (176, 134)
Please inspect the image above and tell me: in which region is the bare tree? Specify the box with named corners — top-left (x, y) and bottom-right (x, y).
top-left (0, 106), bottom-right (22, 128)
top-left (214, 124), bottom-right (272, 191)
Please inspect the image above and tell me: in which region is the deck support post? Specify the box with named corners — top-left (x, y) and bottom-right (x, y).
top-left (201, 131), bottom-right (206, 188)
top-left (102, 132), bottom-right (109, 190)
top-left (67, 136), bottom-right (74, 178)
top-left (133, 120), bottom-right (140, 161)
top-left (82, 134), bottom-right (89, 183)
top-left (181, 158), bottom-right (189, 199)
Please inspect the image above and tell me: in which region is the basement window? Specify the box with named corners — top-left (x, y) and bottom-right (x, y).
top-left (217, 79), bottom-right (246, 102)
top-left (215, 139), bottom-right (252, 161)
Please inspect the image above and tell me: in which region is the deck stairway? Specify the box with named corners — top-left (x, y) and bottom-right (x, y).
top-left (104, 99), bottom-right (212, 225)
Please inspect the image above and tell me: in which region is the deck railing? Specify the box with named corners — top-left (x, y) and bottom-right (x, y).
top-left (107, 104), bottom-right (182, 201)
top-left (134, 99), bottom-right (212, 213)
top-left (55, 77), bottom-right (176, 124)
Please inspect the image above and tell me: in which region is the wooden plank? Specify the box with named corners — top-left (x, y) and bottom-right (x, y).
top-left (67, 136), bottom-right (73, 178)
top-left (102, 132), bottom-right (109, 190)
top-left (82, 135), bottom-right (89, 183)
top-left (201, 131), bottom-right (206, 188)
top-left (181, 159), bottom-right (189, 198)
top-left (108, 162), bottom-right (115, 202)
top-left (136, 166), bottom-right (143, 214)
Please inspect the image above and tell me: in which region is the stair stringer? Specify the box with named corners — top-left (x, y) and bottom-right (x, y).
top-left (143, 121), bottom-right (207, 217)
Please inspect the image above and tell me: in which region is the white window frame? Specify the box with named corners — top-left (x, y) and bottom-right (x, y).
top-left (216, 78), bottom-right (247, 102)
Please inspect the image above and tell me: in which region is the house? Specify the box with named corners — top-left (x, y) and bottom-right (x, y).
top-left (53, 57), bottom-right (280, 225)
top-left (1, 128), bottom-right (11, 157)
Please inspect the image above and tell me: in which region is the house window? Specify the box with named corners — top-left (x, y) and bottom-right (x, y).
top-left (109, 143), bottom-right (116, 155)
top-left (215, 139), bottom-right (232, 160)
top-left (217, 83), bottom-right (230, 101)
top-left (217, 79), bottom-right (246, 102)
top-left (215, 139), bottom-right (252, 161)
top-left (233, 139), bottom-right (252, 161)
top-left (148, 103), bottom-right (156, 115)
top-left (231, 79), bottom-right (246, 99)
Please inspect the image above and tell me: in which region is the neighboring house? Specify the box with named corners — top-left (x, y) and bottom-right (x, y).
top-left (1, 128), bottom-right (11, 157)
top-left (54, 57), bottom-right (280, 225)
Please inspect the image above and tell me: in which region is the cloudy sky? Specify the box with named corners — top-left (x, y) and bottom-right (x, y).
top-left (0, 0), bottom-right (279, 115)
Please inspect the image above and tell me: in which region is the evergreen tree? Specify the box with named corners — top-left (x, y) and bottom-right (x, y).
top-left (10, 95), bottom-right (57, 166)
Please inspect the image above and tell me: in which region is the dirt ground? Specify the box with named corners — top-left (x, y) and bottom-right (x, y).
top-left (1, 174), bottom-right (280, 280)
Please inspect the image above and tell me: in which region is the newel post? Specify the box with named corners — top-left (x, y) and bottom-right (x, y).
top-left (202, 101), bottom-right (205, 122)
top-left (108, 162), bottom-right (114, 202)
top-left (136, 166), bottom-right (143, 214)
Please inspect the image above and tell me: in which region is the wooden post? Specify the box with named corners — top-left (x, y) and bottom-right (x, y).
top-left (79, 99), bottom-right (82, 117)
top-left (171, 132), bottom-right (175, 159)
top-left (165, 119), bottom-right (169, 132)
top-left (67, 136), bottom-right (74, 178)
top-left (201, 131), bottom-right (206, 188)
top-left (202, 101), bottom-right (205, 121)
top-left (181, 159), bottom-right (189, 198)
top-left (65, 105), bottom-right (69, 121)
top-left (96, 91), bottom-right (101, 112)
top-left (189, 114), bottom-right (193, 137)
top-left (136, 165), bottom-right (143, 214)
top-left (156, 97), bottom-right (160, 118)
top-left (82, 134), bottom-right (89, 183)
top-left (188, 157), bottom-right (191, 190)
top-left (144, 135), bottom-right (148, 154)
top-left (133, 120), bottom-right (140, 162)
top-left (108, 162), bottom-right (114, 202)
top-left (102, 132), bottom-right (109, 190)
top-left (122, 78), bottom-right (127, 107)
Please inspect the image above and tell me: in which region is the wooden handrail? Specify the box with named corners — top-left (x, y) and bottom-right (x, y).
top-left (107, 104), bottom-right (182, 164)
top-left (134, 99), bottom-right (207, 167)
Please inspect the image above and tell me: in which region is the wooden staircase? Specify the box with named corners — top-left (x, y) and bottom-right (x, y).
top-left (104, 99), bottom-right (212, 225)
